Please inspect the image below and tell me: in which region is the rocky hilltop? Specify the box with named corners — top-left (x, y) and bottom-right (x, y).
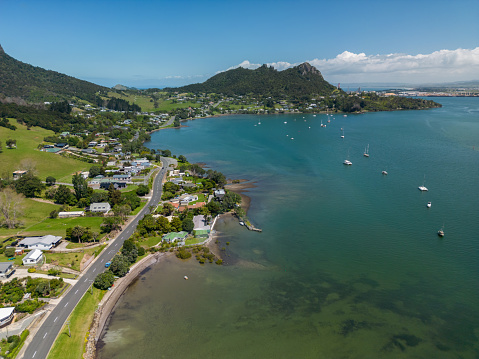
top-left (168, 62), bottom-right (339, 97)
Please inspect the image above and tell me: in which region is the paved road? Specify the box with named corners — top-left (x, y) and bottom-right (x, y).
top-left (23, 157), bottom-right (174, 359)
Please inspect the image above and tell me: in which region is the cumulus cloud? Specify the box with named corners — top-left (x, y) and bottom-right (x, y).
top-left (223, 47), bottom-right (479, 83)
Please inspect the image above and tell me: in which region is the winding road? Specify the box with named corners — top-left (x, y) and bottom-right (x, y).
top-left (23, 157), bottom-right (175, 359)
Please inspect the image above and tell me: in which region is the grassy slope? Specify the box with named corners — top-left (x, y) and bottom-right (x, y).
top-left (107, 91), bottom-right (201, 112)
top-left (0, 199), bottom-right (59, 239)
top-left (22, 216), bottom-right (104, 237)
top-left (0, 120), bottom-right (89, 182)
top-left (47, 288), bottom-right (105, 359)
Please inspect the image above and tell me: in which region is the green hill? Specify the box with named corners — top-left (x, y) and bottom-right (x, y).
top-left (0, 44), bottom-right (108, 103)
top-left (169, 62), bottom-right (339, 97)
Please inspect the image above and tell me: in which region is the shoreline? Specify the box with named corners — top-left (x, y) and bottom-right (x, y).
top-left (88, 213), bottom-right (223, 358)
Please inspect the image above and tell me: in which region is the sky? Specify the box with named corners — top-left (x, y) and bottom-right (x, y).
top-left (1, 0), bottom-right (478, 88)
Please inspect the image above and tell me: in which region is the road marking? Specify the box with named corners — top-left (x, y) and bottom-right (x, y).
top-left (33, 351), bottom-right (37, 358)
top-left (64, 302), bottom-right (69, 307)
top-left (84, 278), bottom-right (88, 282)
top-left (54, 316), bottom-right (58, 322)
top-left (43, 332), bottom-right (48, 339)
top-left (101, 259), bottom-right (104, 262)
top-left (75, 289), bottom-right (79, 294)
top-left (93, 268), bottom-right (96, 272)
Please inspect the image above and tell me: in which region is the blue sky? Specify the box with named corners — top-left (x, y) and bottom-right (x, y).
top-left (1, 0), bottom-right (478, 87)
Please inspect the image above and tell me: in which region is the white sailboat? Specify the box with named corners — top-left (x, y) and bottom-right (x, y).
top-left (363, 144), bottom-right (369, 157)
top-left (343, 149), bottom-right (352, 165)
top-left (340, 128), bottom-right (344, 138)
top-left (418, 175), bottom-right (428, 191)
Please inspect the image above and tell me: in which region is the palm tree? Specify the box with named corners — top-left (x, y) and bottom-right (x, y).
top-left (71, 225), bottom-right (86, 243)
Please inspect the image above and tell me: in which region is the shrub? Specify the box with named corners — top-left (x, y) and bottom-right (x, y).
top-left (94, 271), bottom-right (115, 290)
top-left (4, 247), bottom-right (15, 258)
top-left (176, 249), bottom-right (191, 259)
top-left (27, 267), bottom-right (36, 273)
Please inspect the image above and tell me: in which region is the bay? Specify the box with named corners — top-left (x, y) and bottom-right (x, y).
top-left (97, 98), bottom-right (479, 358)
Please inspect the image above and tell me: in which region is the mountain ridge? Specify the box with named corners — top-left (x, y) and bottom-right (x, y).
top-left (167, 62), bottom-right (339, 97)
top-left (0, 44), bottom-right (108, 103)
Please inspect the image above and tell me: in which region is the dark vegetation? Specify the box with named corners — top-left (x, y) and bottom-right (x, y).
top-left (0, 47), bottom-right (107, 102)
top-left (169, 62), bottom-right (338, 98)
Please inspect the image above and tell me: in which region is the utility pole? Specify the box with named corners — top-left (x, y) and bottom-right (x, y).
top-left (66, 320), bottom-right (71, 338)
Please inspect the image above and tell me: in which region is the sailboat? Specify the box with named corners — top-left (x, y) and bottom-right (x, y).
top-left (418, 175), bottom-right (428, 191)
top-left (321, 120), bottom-right (326, 127)
top-left (340, 128), bottom-right (344, 138)
top-left (437, 224), bottom-right (445, 237)
top-left (363, 144), bottom-right (369, 157)
top-left (343, 149), bottom-right (352, 165)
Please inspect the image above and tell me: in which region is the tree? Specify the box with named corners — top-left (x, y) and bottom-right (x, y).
top-left (182, 218), bottom-right (194, 233)
top-left (88, 166), bottom-right (103, 178)
top-left (161, 149), bottom-right (171, 157)
top-left (121, 239), bottom-right (138, 263)
top-left (45, 176), bottom-right (56, 186)
top-left (6, 139), bottom-right (16, 149)
top-left (113, 204), bottom-right (131, 221)
top-left (70, 225), bottom-right (86, 243)
top-left (156, 216), bottom-right (171, 234)
top-left (94, 271), bottom-right (115, 290)
top-left (14, 173), bottom-right (44, 198)
top-left (136, 184), bottom-right (149, 196)
top-left (170, 217), bottom-right (183, 232)
top-left (101, 216), bottom-right (122, 233)
top-left (178, 155), bottom-right (187, 163)
top-left (72, 173), bottom-right (88, 200)
top-left (161, 203), bottom-right (175, 216)
top-left (222, 191), bottom-right (241, 210)
top-left (20, 159), bottom-right (38, 176)
top-left (4, 247), bottom-right (15, 258)
top-left (121, 191), bottom-right (140, 210)
top-left (189, 164), bottom-right (205, 177)
top-left (54, 185), bottom-right (76, 205)
top-left (207, 200), bottom-right (222, 216)
top-left (0, 187), bottom-right (25, 229)
top-left (109, 254), bottom-right (130, 277)
top-left (108, 184), bottom-right (122, 206)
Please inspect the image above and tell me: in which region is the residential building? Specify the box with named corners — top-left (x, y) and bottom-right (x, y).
top-left (214, 189), bottom-right (225, 200)
top-left (0, 307), bottom-right (15, 327)
top-left (0, 262), bottom-right (15, 279)
top-left (22, 249), bottom-right (44, 266)
top-left (162, 231), bottom-right (188, 245)
top-left (89, 202), bottom-right (111, 213)
top-left (18, 235), bottom-right (62, 250)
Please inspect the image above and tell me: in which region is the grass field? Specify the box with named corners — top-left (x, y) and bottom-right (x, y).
top-left (0, 199), bottom-right (60, 240)
top-left (21, 216), bottom-right (104, 237)
top-left (46, 246), bottom-right (98, 271)
top-left (138, 236), bottom-right (162, 248)
top-left (106, 91), bottom-right (202, 112)
top-left (47, 288), bottom-right (105, 359)
top-left (0, 120), bottom-right (89, 182)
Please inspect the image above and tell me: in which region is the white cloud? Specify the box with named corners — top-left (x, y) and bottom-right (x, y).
top-left (223, 47), bottom-right (479, 83)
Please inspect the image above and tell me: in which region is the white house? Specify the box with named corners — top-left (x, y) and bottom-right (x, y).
top-left (0, 262), bottom-right (15, 279)
top-left (18, 235), bottom-right (62, 250)
top-left (0, 307), bottom-right (15, 327)
top-left (22, 249), bottom-right (44, 266)
top-left (90, 202), bottom-right (111, 214)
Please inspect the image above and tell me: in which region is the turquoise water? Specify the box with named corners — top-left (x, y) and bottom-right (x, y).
top-left (97, 98), bottom-right (479, 358)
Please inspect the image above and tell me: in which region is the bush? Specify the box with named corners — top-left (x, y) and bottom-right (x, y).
top-left (27, 267), bottom-right (36, 273)
top-left (94, 271), bottom-right (115, 290)
top-left (176, 249), bottom-right (191, 259)
top-left (15, 299), bottom-right (46, 314)
top-left (4, 247), bottom-right (15, 258)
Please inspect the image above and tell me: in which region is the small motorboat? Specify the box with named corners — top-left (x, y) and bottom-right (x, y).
top-left (427, 202), bottom-right (432, 208)
top-left (184, 276), bottom-right (189, 280)
top-left (343, 160), bottom-right (352, 165)
top-left (239, 221), bottom-right (245, 226)
top-left (437, 229), bottom-right (444, 237)
top-left (382, 170), bottom-right (388, 175)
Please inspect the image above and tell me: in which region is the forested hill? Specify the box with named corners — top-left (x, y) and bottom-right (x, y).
top-left (0, 44), bottom-right (108, 103)
top-left (168, 62), bottom-right (339, 97)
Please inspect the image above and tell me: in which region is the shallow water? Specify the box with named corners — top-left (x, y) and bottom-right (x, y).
top-left (98, 98), bottom-right (479, 358)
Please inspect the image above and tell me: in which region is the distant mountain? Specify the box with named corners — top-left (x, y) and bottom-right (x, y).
top-left (168, 63), bottom-right (339, 97)
top-left (0, 44), bottom-right (108, 103)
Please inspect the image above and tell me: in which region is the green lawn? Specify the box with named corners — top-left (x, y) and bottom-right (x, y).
top-left (0, 199), bottom-right (60, 240)
top-left (46, 246), bottom-right (98, 271)
top-left (0, 120), bottom-right (89, 181)
top-left (131, 200), bottom-right (148, 216)
top-left (185, 238), bottom-right (203, 246)
top-left (139, 236), bottom-right (162, 248)
top-left (22, 216), bottom-right (104, 237)
top-left (0, 253), bottom-right (26, 265)
top-left (47, 288), bottom-right (105, 359)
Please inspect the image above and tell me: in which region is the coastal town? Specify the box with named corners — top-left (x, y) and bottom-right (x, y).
top-left (0, 108), bottom-right (252, 358)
